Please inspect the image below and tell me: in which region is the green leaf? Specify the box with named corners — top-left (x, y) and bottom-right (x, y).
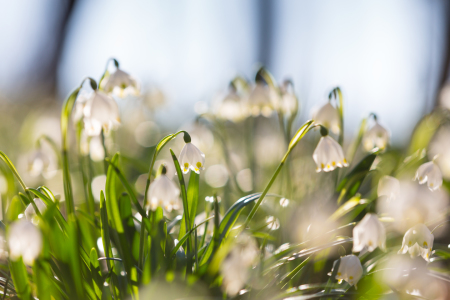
top-left (90, 248), bottom-right (103, 299)
top-left (5, 195), bottom-right (24, 223)
top-left (178, 172), bottom-right (199, 242)
top-left (9, 259), bottom-right (32, 300)
top-left (170, 216), bottom-right (214, 257)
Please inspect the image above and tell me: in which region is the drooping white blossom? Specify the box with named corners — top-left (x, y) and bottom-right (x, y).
top-left (215, 87), bottom-right (248, 122)
top-left (313, 136), bottom-right (348, 172)
top-left (24, 198), bottom-right (47, 222)
top-left (83, 91), bottom-right (120, 136)
top-left (101, 68), bottom-right (140, 98)
top-left (179, 142), bottom-right (205, 174)
top-left (362, 121), bottom-right (390, 151)
top-left (247, 82), bottom-right (276, 117)
top-left (278, 80), bottom-right (298, 117)
top-left (28, 149), bottom-right (58, 179)
top-left (8, 219), bottom-right (43, 265)
top-left (415, 161), bottom-right (443, 191)
top-left (377, 175), bottom-right (400, 202)
top-left (352, 213), bottom-right (386, 252)
top-left (398, 223), bottom-right (434, 261)
top-left (89, 135), bottom-right (105, 162)
top-left (220, 233), bottom-right (259, 296)
top-left (146, 174), bottom-right (181, 213)
top-left (332, 255), bottom-right (363, 288)
top-left (313, 103), bottom-right (340, 135)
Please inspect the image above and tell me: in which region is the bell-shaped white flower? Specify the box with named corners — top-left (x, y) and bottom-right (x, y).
top-left (313, 135), bottom-right (348, 172)
top-left (28, 149), bottom-right (58, 179)
top-left (398, 223), bottom-right (434, 261)
top-left (83, 91), bottom-right (120, 136)
top-left (24, 198), bottom-right (47, 222)
top-left (101, 68), bottom-right (140, 98)
top-left (313, 103), bottom-right (340, 135)
top-left (215, 87), bottom-right (248, 122)
top-left (415, 161), bottom-right (442, 191)
top-left (332, 255), bottom-right (363, 288)
top-left (89, 135), bottom-right (105, 162)
top-left (180, 142), bottom-right (205, 174)
top-left (278, 80), bottom-right (298, 117)
top-left (247, 82), bottom-right (275, 117)
top-left (146, 172), bottom-right (181, 213)
top-left (377, 175), bottom-right (400, 202)
top-left (8, 219), bottom-right (43, 265)
top-left (353, 213), bottom-right (386, 252)
top-left (362, 121), bottom-right (390, 151)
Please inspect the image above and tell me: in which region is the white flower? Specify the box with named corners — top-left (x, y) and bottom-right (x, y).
top-left (362, 121), bottom-right (390, 151)
top-left (28, 149), bottom-right (58, 179)
top-left (398, 223), bottom-right (434, 261)
top-left (83, 91), bottom-right (120, 136)
top-left (266, 216), bottom-right (280, 230)
top-left (377, 175), bottom-right (400, 202)
top-left (215, 88), bottom-right (248, 122)
top-left (146, 174), bottom-right (181, 212)
top-left (352, 213), bottom-right (386, 252)
top-left (278, 80), bottom-right (298, 117)
top-left (89, 135), bottom-right (105, 162)
top-left (179, 142), bottom-right (205, 174)
top-left (101, 68), bottom-right (140, 98)
top-left (247, 83), bottom-right (276, 117)
top-left (313, 136), bottom-right (348, 172)
top-left (332, 255), bottom-right (363, 288)
top-left (8, 219), bottom-right (43, 265)
top-left (415, 161), bottom-right (443, 191)
top-left (220, 233), bottom-right (259, 296)
top-left (313, 103), bottom-right (340, 135)
top-left (24, 198), bottom-right (47, 222)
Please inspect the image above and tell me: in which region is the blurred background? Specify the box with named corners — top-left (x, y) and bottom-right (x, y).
top-left (0, 0), bottom-right (449, 143)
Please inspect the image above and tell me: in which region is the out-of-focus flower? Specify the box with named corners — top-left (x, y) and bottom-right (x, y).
top-left (236, 169), bottom-right (253, 192)
top-left (180, 142), bottom-right (205, 174)
top-left (72, 90), bottom-right (92, 124)
top-left (83, 91), bottom-right (120, 136)
top-left (91, 175), bottom-right (107, 202)
top-left (313, 103), bottom-right (340, 135)
top-left (362, 121), bottom-right (390, 151)
top-left (205, 164), bottom-right (228, 188)
top-left (399, 223), bottom-right (434, 261)
top-left (28, 148), bottom-right (58, 179)
top-left (278, 80), bottom-right (298, 117)
top-left (377, 175), bottom-right (400, 202)
top-left (146, 170), bottom-right (181, 213)
top-left (101, 68), bottom-right (140, 98)
top-left (24, 198), bottom-right (47, 222)
top-left (8, 219), bottom-right (43, 265)
top-left (352, 213), bottom-right (386, 252)
top-left (220, 233), bottom-right (259, 296)
top-left (377, 180), bottom-right (448, 233)
top-left (89, 135), bottom-right (105, 162)
top-left (279, 198), bottom-right (290, 207)
top-left (313, 136), bottom-right (348, 172)
top-left (415, 160), bottom-right (442, 191)
top-left (332, 255), bottom-right (363, 288)
top-left (247, 82), bottom-right (276, 117)
top-left (266, 216), bottom-right (280, 230)
top-left (215, 85), bottom-right (248, 122)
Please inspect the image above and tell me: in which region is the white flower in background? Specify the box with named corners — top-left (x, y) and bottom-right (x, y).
top-left (313, 136), bottom-right (348, 172)
top-left (415, 160), bottom-right (443, 191)
top-left (377, 180), bottom-right (448, 233)
top-left (220, 233), bottom-right (259, 296)
top-left (313, 103), bottom-right (340, 135)
top-left (101, 68), bottom-right (140, 98)
top-left (247, 82), bottom-right (275, 117)
top-left (266, 216), bottom-right (280, 230)
top-left (146, 170), bottom-right (181, 213)
top-left (27, 148), bottom-right (58, 179)
top-left (278, 80), bottom-right (298, 117)
top-left (89, 135), bottom-right (105, 162)
top-left (72, 89), bottom-right (93, 124)
top-left (180, 142), bottom-right (205, 174)
top-left (352, 213), bottom-right (386, 252)
top-left (25, 198), bottom-right (47, 222)
top-left (8, 219), bottom-right (43, 265)
top-left (215, 85), bottom-right (248, 122)
top-left (332, 255), bottom-right (363, 288)
top-left (83, 91), bottom-right (120, 136)
top-left (362, 121), bottom-right (390, 151)
top-left (399, 223), bottom-right (434, 261)
top-left (377, 175), bottom-right (400, 202)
